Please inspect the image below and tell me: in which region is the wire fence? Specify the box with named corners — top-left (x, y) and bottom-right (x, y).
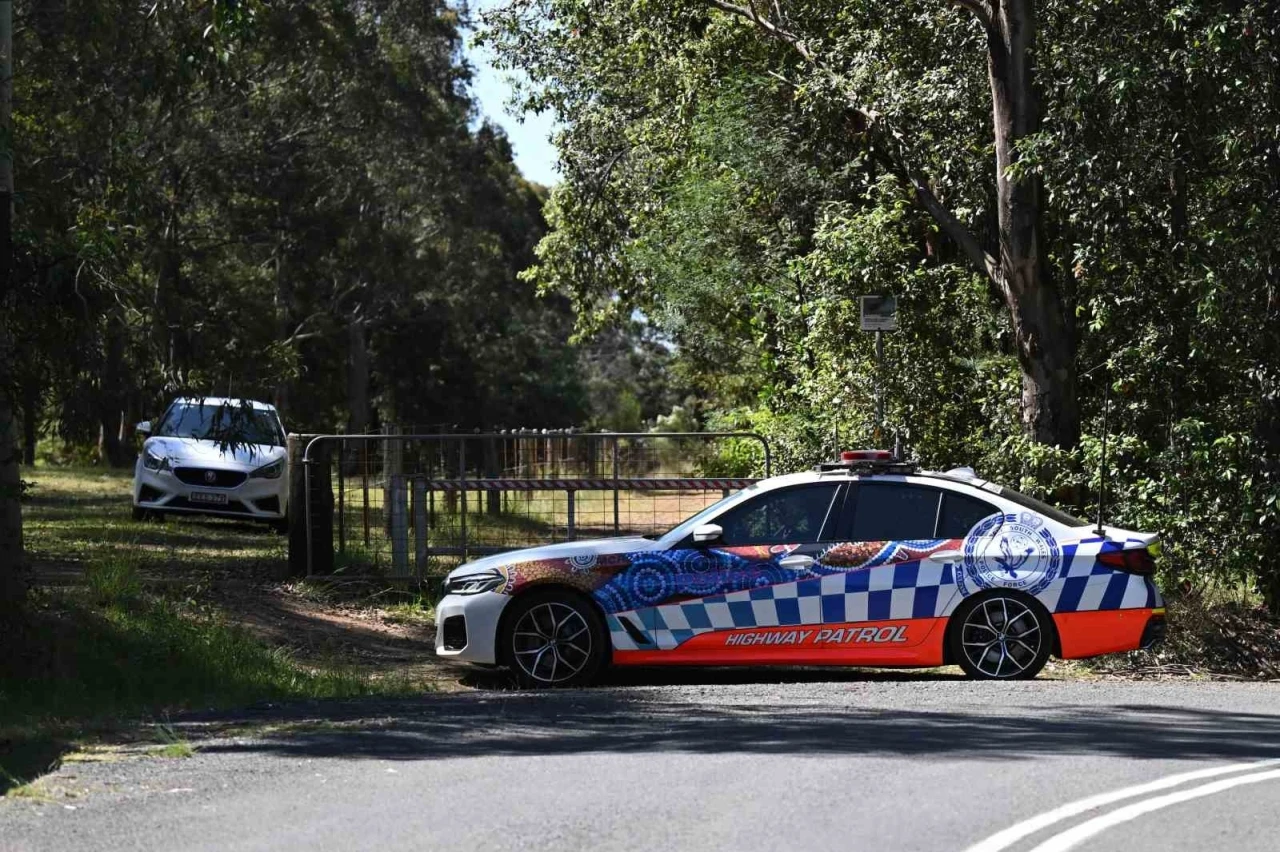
top-left (296, 430), bottom-right (772, 580)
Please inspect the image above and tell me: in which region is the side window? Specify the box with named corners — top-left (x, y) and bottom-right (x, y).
top-left (937, 492), bottom-right (1000, 538)
top-left (846, 484), bottom-right (942, 541)
top-left (715, 485), bottom-right (841, 546)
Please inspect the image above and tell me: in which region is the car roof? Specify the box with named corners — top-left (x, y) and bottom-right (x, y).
top-left (171, 396), bottom-right (278, 412)
top-left (750, 467), bottom-right (994, 493)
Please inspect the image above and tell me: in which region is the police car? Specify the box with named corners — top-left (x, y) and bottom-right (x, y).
top-left (435, 451), bottom-right (1165, 687)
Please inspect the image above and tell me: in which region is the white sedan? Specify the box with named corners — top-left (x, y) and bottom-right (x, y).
top-left (132, 397), bottom-right (290, 531)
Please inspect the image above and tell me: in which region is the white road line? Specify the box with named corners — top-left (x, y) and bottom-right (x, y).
top-left (1027, 767), bottom-right (1280, 852)
top-left (962, 759), bottom-right (1280, 852)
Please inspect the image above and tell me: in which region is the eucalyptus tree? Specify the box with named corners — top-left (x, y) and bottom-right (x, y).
top-left (486, 0), bottom-right (1079, 446)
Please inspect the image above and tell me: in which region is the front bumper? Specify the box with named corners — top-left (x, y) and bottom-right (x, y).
top-left (133, 462), bottom-right (288, 520)
top-left (434, 592), bottom-right (511, 665)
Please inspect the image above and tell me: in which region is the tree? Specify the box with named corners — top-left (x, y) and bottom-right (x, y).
top-left (0, 0), bottom-right (25, 631)
top-left (486, 0), bottom-right (1280, 611)
top-left (488, 0), bottom-right (1079, 447)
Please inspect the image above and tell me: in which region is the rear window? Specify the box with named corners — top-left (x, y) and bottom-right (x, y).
top-left (992, 486), bottom-right (1087, 527)
top-left (937, 492), bottom-right (1000, 537)
top-left (846, 484), bottom-right (941, 541)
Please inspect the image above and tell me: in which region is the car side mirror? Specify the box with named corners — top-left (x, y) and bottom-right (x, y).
top-left (692, 523), bottom-right (723, 544)
top-left (136, 421), bottom-right (152, 435)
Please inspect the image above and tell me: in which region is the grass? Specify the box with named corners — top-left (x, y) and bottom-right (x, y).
top-left (24, 465), bottom-right (288, 581)
top-left (4, 464), bottom-right (432, 794)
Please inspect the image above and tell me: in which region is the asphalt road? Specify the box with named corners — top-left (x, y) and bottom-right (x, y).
top-left (4, 671), bottom-right (1280, 852)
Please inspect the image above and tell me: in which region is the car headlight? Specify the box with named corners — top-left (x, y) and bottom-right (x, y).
top-left (250, 459), bottom-right (285, 480)
top-left (444, 569), bottom-right (505, 596)
top-left (143, 449), bottom-right (170, 472)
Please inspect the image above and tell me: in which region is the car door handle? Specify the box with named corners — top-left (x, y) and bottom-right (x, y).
top-left (926, 550), bottom-right (964, 562)
top-left (779, 555), bottom-right (816, 569)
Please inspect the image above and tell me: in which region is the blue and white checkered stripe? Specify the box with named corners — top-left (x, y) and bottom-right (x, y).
top-left (606, 540), bottom-right (1162, 652)
top-left (608, 560), bottom-right (958, 651)
top-left (1033, 540), bottom-right (1163, 615)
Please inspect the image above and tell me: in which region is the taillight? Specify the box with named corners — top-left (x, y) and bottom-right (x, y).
top-left (1097, 547), bottom-right (1157, 575)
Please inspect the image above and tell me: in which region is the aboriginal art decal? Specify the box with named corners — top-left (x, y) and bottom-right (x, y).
top-left (489, 514), bottom-right (1163, 653)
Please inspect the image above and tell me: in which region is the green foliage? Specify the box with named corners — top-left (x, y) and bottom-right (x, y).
top-left (10, 0), bottom-right (595, 457)
top-left (486, 0), bottom-right (1280, 610)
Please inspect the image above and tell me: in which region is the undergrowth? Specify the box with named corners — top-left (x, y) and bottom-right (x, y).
top-left (0, 553), bottom-right (422, 793)
top-left (1087, 587), bottom-right (1280, 679)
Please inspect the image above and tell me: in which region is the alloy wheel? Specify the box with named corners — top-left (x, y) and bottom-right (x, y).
top-left (510, 601), bottom-right (595, 685)
top-left (958, 596), bottom-right (1044, 678)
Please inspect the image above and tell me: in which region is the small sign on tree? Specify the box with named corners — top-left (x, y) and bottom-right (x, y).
top-left (860, 295), bottom-right (898, 332)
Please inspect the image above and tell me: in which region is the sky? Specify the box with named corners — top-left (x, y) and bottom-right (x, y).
top-left (464, 3), bottom-right (560, 187)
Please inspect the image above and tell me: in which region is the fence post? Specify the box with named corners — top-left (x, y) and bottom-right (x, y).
top-left (383, 424), bottom-right (402, 534)
top-left (389, 474), bottom-right (408, 576)
top-left (459, 440), bottom-right (468, 562)
top-left (567, 489), bottom-right (576, 541)
top-left (288, 434), bottom-right (333, 577)
top-left (337, 437), bottom-right (346, 556)
top-left (413, 478), bottom-right (427, 578)
top-left (361, 440), bottom-right (370, 546)
top-left (484, 435), bottom-right (500, 515)
top-left (612, 436), bottom-right (620, 535)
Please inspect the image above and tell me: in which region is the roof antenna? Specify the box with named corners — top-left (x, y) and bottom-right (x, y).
top-left (1094, 366), bottom-right (1111, 536)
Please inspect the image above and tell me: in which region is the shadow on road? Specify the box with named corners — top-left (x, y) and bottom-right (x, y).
top-left (188, 677), bottom-right (1280, 766)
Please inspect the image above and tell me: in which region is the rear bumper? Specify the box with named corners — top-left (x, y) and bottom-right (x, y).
top-left (1053, 607), bottom-right (1167, 659)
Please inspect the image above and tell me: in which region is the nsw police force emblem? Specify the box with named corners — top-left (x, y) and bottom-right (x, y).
top-left (958, 512), bottom-right (1061, 596)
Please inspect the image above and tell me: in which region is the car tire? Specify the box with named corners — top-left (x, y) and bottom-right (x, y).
top-left (949, 591), bottom-right (1054, 680)
top-left (270, 517), bottom-right (289, 535)
top-left (500, 589), bottom-right (609, 689)
top-left (132, 506), bottom-right (165, 523)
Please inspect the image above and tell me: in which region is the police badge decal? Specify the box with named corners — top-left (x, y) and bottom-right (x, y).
top-left (959, 512), bottom-right (1061, 597)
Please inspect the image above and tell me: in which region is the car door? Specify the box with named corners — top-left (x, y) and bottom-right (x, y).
top-left (819, 482), bottom-right (999, 655)
top-left (639, 483), bottom-right (845, 655)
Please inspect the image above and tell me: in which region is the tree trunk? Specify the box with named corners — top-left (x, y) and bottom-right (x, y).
top-left (20, 382), bottom-right (36, 465)
top-left (987, 0), bottom-right (1079, 448)
top-left (0, 0), bottom-right (24, 634)
top-left (154, 166), bottom-right (187, 380)
top-left (0, 389), bottom-right (24, 626)
top-left (272, 246), bottom-right (293, 419)
top-left (346, 318), bottom-right (370, 435)
top-left (97, 306), bottom-right (132, 467)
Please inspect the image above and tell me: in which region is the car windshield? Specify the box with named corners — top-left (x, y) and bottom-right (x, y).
top-left (155, 402), bottom-right (284, 446)
top-left (655, 483), bottom-right (762, 542)
top-left (993, 485), bottom-right (1087, 527)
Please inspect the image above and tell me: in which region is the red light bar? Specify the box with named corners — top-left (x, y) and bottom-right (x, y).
top-left (840, 450), bottom-right (894, 463)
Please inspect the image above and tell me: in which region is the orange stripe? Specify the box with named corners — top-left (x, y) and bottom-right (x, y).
top-left (614, 618), bottom-right (948, 667)
top-left (1054, 608), bottom-right (1159, 659)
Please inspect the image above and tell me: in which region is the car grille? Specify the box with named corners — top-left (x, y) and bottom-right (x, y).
top-left (174, 467), bottom-right (247, 488)
top-left (254, 496), bottom-right (280, 514)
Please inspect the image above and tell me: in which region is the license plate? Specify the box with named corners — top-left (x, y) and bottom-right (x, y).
top-left (189, 491), bottom-right (228, 506)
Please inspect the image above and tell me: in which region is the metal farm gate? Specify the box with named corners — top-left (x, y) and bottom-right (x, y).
top-left (291, 431), bottom-right (772, 580)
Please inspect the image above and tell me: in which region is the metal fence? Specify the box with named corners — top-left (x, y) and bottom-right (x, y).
top-left (297, 431), bottom-right (772, 580)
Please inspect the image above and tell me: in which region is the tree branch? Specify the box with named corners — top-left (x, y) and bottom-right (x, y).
top-left (945, 0), bottom-right (993, 31)
top-left (700, 0), bottom-right (813, 61)
top-left (700, 0), bottom-right (998, 285)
